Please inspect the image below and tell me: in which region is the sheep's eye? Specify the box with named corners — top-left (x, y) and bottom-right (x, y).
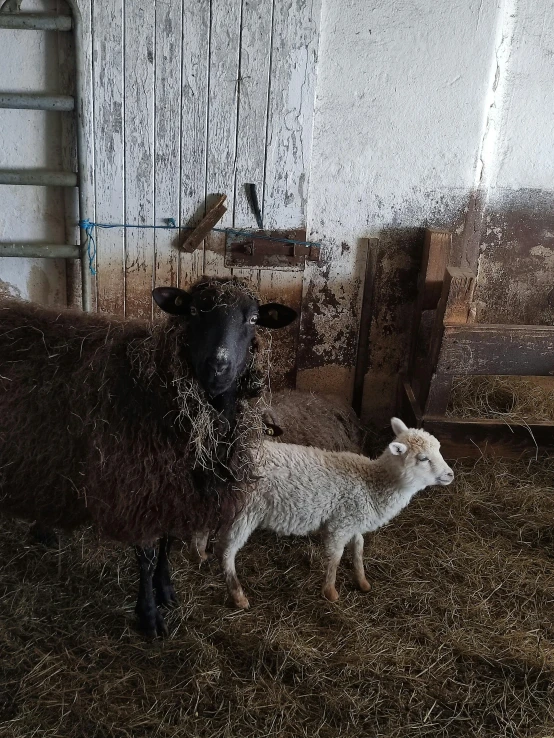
top-left (248, 314), bottom-right (258, 325)
top-left (190, 306), bottom-right (198, 317)
top-left (417, 455), bottom-right (429, 462)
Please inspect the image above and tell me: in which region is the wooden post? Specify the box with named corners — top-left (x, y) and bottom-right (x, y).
top-left (408, 229), bottom-right (451, 386)
top-left (352, 239), bottom-right (379, 416)
top-left (421, 266), bottom-right (476, 414)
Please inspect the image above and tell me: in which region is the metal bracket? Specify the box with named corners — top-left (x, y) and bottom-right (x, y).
top-left (225, 230), bottom-right (320, 270)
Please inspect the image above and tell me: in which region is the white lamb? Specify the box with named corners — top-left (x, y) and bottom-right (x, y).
top-left (207, 417), bottom-right (454, 608)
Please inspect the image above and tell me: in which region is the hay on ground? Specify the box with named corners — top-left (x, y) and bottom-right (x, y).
top-left (447, 375), bottom-right (554, 423)
top-left (1, 456), bottom-right (554, 737)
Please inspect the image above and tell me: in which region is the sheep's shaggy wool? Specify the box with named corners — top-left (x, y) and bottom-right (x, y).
top-left (0, 280), bottom-right (266, 546)
top-left (266, 390), bottom-right (364, 452)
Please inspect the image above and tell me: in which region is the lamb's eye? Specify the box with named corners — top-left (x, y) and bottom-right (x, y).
top-left (190, 306), bottom-right (198, 317)
top-left (248, 314), bottom-right (258, 325)
top-left (417, 455), bottom-right (429, 463)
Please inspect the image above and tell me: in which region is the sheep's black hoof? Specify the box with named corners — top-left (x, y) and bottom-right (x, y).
top-left (135, 605), bottom-right (168, 640)
top-left (155, 583), bottom-right (179, 610)
top-left (29, 522), bottom-right (59, 548)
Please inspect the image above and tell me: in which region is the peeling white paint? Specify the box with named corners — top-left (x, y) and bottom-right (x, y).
top-left (472, 0), bottom-right (518, 195)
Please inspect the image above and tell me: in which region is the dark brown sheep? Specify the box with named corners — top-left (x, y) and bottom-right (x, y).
top-left (0, 277), bottom-right (296, 637)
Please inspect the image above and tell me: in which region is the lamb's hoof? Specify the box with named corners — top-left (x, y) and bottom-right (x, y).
top-left (233, 594), bottom-right (250, 610)
top-left (323, 586), bottom-right (339, 602)
top-left (29, 522), bottom-right (58, 548)
top-left (155, 583), bottom-right (179, 609)
top-left (135, 606), bottom-right (168, 640)
top-left (357, 579), bottom-right (371, 593)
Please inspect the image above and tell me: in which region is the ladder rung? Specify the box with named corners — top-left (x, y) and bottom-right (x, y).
top-left (0, 243), bottom-right (80, 258)
top-left (0, 13), bottom-right (72, 31)
top-left (0, 93), bottom-right (74, 111)
top-left (0, 169), bottom-right (77, 187)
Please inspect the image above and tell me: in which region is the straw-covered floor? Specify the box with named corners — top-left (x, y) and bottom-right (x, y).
top-left (1, 456), bottom-right (553, 737)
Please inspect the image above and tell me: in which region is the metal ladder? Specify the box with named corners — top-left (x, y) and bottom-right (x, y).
top-left (0, 0), bottom-right (92, 310)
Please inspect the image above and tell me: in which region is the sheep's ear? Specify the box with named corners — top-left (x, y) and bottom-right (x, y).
top-left (257, 303), bottom-right (297, 329)
top-left (389, 441), bottom-right (408, 456)
top-left (153, 287), bottom-right (191, 315)
top-left (391, 417), bottom-right (409, 436)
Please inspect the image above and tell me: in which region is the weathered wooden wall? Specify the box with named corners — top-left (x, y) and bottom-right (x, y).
top-left (91, 0), bottom-right (321, 388)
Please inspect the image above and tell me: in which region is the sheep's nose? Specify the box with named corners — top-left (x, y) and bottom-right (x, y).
top-left (440, 468), bottom-right (454, 484)
top-left (207, 352), bottom-right (231, 376)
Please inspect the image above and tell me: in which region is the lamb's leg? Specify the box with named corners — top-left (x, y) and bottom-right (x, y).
top-left (135, 545), bottom-right (168, 639)
top-left (217, 522), bottom-right (253, 610)
top-left (322, 533), bottom-right (347, 602)
top-left (153, 534), bottom-right (178, 609)
top-left (348, 533), bottom-right (371, 592)
top-left (189, 529), bottom-right (210, 563)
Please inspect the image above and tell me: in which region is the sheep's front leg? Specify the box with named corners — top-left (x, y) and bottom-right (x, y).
top-left (135, 546), bottom-right (168, 639)
top-left (322, 533), bottom-right (347, 602)
top-left (217, 523), bottom-right (252, 609)
top-left (153, 534), bottom-right (178, 609)
top-left (348, 533), bottom-right (371, 592)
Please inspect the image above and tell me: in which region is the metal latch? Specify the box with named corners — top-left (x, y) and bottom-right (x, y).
top-left (225, 230), bottom-right (320, 270)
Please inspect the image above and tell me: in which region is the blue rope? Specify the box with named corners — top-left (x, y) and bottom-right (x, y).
top-left (79, 219), bottom-right (321, 275)
top-left (80, 219), bottom-right (97, 276)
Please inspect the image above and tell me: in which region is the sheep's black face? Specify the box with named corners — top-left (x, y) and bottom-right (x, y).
top-left (153, 279), bottom-right (297, 398)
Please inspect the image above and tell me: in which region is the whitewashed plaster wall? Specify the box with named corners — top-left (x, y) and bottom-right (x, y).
top-left (298, 0), bottom-right (554, 422)
top-left (0, 0), bottom-right (67, 305)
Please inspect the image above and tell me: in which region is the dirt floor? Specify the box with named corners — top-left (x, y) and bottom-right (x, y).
top-left (1, 457), bottom-right (553, 737)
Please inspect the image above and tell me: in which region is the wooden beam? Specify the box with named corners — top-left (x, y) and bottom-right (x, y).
top-left (435, 324), bottom-right (554, 376)
top-left (423, 416), bottom-right (554, 460)
top-left (408, 229), bottom-right (452, 383)
top-left (420, 228), bottom-right (452, 310)
top-left (352, 239), bottom-right (379, 416)
top-left (442, 267), bottom-right (476, 324)
top-left (180, 194), bottom-right (227, 254)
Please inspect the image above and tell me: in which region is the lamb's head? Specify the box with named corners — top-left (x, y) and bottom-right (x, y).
top-left (387, 417), bottom-right (454, 489)
top-left (153, 277), bottom-right (297, 397)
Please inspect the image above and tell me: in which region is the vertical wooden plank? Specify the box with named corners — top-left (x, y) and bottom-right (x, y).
top-left (262, 0), bottom-right (321, 230)
top-left (408, 228), bottom-right (452, 386)
top-left (179, 0), bottom-right (210, 289)
top-left (233, 0), bottom-right (272, 229)
top-left (352, 239), bottom-right (379, 416)
top-left (124, 0), bottom-right (155, 318)
top-left (230, 0), bottom-right (273, 290)
top-left (93, 0), bottom-right (125, 315)
top-left (153, 0), bottom-right (181, 293)
top-left (259, 0), bottom-right (321, 388)
top-left (203, 0), bottom-right (241, 279)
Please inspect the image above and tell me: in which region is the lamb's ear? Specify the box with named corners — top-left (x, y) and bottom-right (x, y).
top-left (389, 441), bottom-right (408, 456)
top-left (391, 417), bottom-right (409, 436)
top-left (152, 287), bottom-right (192, 315)
top-left (257, 303), bottom-right (297, 329)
